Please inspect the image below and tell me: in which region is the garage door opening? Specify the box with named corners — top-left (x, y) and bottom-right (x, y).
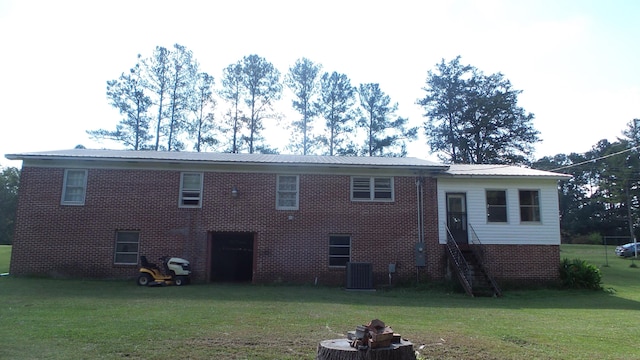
top-left (209, 232), bottom-right (254, 282)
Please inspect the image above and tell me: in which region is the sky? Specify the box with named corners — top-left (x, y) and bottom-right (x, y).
top-left (1, 0), bottom-right (639, 167)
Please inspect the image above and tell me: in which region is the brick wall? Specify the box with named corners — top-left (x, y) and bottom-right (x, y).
top-left (10, 166), bottom-right (558, 286)
top-left (11, 166), bottom-right (442, 286)
top-left (483, 244), bottom-right (561, 285)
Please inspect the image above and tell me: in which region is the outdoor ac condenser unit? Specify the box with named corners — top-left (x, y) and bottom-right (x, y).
top-left (346, 262), bottom-right (373, 290)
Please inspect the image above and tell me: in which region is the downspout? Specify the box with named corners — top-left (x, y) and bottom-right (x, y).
top-left (416, 177), bottom-right (425, 244)
top-left (416, 176), bottom-right (425, 282)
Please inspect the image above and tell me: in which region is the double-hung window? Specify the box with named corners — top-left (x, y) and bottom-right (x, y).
top-left (486, 190), bottom-right (507, 223)
top-left (61, 169), bottom-right (88, 205)
top-left (519, 190), bottom-right (541, 222)
top-left (329, 235), bottom-right (351, 267)
top-left (180, 172), bottom-right (203, 208)
top-left (351, 177), bottom-right (393, 201)
top-left (276, 175), bottom-right (299, 210)
top-left (114, 231), bottom-right (139, 265)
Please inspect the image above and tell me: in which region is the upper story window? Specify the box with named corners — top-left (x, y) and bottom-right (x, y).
top-left (61, 169), bottom-right (88, 205)
top-left (486, 190), bottom-right (507, 223)
top-left (519, 190), bottom-right (540, 222)
top-left (114, 231), bottom-right (139, 265)
top-left (351, 177), bottom-right (393, 201)
top-left (276, 175), bottom-right (299, 210)
top-left (180, 172), bottom-right (203, 208)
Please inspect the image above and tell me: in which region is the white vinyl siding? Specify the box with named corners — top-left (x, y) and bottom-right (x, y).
top-left (276, 175), bottom-right (299, 210)
top-left (437, 178), bottom-right (561, 245)
top-left (179, 172), bottom-right (203, 208)
top-left (351, 177), bottom-right (393, 201)
top-left (61, 169), bottom-right (88, 205)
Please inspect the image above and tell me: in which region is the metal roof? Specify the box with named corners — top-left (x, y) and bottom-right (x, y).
top-left (5, 149), bottom-right (448, 170)
top-left (5, 149), bottom-right (572, 179)
top-left (443, 164), bottom-right (572, 179)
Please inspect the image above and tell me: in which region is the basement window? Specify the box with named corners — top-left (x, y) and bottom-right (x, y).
top-left (180, 172), bottom-right (203, 208)
top-left (519, 190), bottom-right (541, 222)
top-left (486, 190), bottom-right (507, 223)
top-left (329, 235), bottom-right (351, 267)
top-left (61, 169), bottom-right (88, 205)
top-left (351, 177), bottom-right (393, 201)
top-left (276, 175), bottom-right (299, 210)
top-left (114, 231), bottom-right (140, 265)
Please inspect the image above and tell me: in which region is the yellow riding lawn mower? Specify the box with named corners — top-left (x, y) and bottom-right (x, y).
top-left (137, 255), bottom-right (191, 286)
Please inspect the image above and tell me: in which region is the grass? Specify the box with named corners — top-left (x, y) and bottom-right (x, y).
top-left (1, 244), bottom-right (639, 359)
top-left (0, 244), bottom-right (10, 273)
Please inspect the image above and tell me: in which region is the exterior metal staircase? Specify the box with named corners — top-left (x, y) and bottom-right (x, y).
top-left (445, 225), bottom-right (502, 297)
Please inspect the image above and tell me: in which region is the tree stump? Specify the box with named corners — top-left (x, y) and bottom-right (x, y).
top-left (316, 339), bottom-right (416, 360)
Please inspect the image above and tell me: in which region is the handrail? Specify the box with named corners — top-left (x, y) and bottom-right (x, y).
top-left (468, 225), bottom-right (486, 264)
top-left (445, 225), bottom-right (474, 297)
top-left (468, 224), bottom-right (502, 297)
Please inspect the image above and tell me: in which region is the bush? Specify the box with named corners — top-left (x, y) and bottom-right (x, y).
top-left (559, 258), bottom-right (602, 290)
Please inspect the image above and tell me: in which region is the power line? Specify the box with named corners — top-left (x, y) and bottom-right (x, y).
top-left (550, 145), bottom-right (640, 172)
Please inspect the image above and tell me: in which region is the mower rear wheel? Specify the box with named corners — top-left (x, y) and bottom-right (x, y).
top-left (137, 273), bottom-right (152, 286)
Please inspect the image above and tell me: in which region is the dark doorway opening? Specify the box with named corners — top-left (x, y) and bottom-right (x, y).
top-left (446, 193), bottom-right (468, 245)
top-left (210, 232), bottom-right (254, 282)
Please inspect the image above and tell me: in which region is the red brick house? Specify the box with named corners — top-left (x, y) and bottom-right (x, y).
top-left (5, 149), bottom-right (569, 293)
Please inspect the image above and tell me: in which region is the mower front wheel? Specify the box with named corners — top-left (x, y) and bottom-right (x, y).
top-left (174, 276), bottom-right (188, 286)
top-left (137, 273), bottom-right (152, 286)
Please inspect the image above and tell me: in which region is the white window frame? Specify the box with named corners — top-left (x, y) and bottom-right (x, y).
top-left (486, 189), bottom-right (508, 223)
top-left (351, 176), bottom-right (394, 202)
top-left (61, 169), bottom-right (88, 205)
top-left (114, 230), bottom-right (140, 265)
top-left (179, 172), bottom-right (203, 208)
top-left (276, 175), bottom-right (299, 210)
top-left (329, 234), bottom-right (351, 267)
top-left (519, 189), bottom-right (541, 223)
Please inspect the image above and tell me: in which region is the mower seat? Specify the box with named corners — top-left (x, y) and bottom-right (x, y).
top-left (140, 256), bottom-right (158, 269)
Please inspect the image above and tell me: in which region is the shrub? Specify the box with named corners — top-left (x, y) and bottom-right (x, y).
top-left (559, 258), bottom-right (602, 290)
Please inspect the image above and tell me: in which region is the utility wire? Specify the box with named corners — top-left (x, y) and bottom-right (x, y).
top-left (549, 145), bottom-right (640, 172)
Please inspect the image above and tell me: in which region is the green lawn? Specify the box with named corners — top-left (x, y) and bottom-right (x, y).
top-left (0, 245), bottom-right (639, 360)
top-left (0, 244), bottom-right (10, 273)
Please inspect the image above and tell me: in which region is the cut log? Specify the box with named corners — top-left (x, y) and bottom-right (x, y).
top-left (316, 338), bottom-right (416, 360)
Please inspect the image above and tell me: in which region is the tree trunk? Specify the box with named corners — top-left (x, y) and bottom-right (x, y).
top-left (316, 339), bottom-right (416, 360)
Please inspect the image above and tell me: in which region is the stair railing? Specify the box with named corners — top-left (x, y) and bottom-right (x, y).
top-left (468, 224), bottom-right (502, 297)
top-left (445, 225), bottom-right (474, 297)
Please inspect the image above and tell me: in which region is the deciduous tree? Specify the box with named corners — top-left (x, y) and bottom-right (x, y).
top-left (0, 166), bottom-right (19, 245)
top-left (418, 56), bottom-right (539, 164)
